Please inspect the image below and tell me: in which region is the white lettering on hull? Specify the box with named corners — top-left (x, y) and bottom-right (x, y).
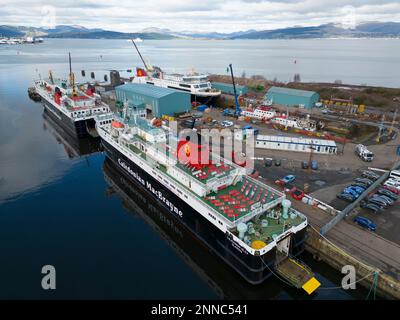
top-left (118, 158), bottom-right (183, 218)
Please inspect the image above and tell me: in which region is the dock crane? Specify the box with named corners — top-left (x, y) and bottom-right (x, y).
top-left (68, 52), bottom-right (77, 96)
top-left (228, 63), bottom-right (242, 116)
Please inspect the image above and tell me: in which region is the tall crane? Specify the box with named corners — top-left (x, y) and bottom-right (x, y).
top-left (68, 52), bottom-right (77, 96)
top-left (131, 39), bottom-right (149, 72)
top-left (228, 64), bottom-right (242, 116)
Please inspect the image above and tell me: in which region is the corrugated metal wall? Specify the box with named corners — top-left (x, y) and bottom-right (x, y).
top-left (212, 82), bottom-right (248, 95)
top-left (115, 85), bottom-right (190, 118)
top-left (265, 87), bottom-right (319, 109)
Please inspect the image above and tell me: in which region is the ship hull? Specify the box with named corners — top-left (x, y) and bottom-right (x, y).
top-left (101, 139), bottom-right (307, 284)
top-left (42, 99), bottom-right (95, 139)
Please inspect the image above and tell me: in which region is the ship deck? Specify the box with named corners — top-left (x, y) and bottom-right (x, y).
top-left (175, 160), bottom-right (236, 184)
top-left (232, 209), bottom-right (306, 246)
top-left (204, 177), bottom-right (282, 222)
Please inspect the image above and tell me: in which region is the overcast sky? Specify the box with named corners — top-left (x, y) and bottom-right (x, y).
top-left (1, 0), bottom-right (400, 33)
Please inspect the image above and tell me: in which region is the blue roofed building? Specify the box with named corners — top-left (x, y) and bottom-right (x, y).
top-left (265, 86), bottom-right (320, 109)
top-left (115, 83), bottom-right (191, 118)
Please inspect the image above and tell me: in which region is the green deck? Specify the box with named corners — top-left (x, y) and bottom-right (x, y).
top-left (204, 178), bottom-right (281, 221)
top-left (237, 211), bottom-right (306, 246)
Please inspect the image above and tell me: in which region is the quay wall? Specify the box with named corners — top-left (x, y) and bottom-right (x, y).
top-left (305, 228), bottom-right (400, 299)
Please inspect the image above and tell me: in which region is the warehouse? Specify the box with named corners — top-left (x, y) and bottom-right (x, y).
top-left (256, 135), bottom-right (337, 154)
top-left (115, 83), bottom-right (191, 118)
top-left (212, 82), bottom-right (248, 95)
top-left (265, 86), bottom-right (319, 109)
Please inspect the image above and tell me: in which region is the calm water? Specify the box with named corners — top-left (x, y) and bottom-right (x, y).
top-left (0, 39), bottom-right (385, 299)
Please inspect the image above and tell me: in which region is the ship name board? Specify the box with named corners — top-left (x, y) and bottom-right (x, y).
top-left (118, 158), bottom-right (183, 218)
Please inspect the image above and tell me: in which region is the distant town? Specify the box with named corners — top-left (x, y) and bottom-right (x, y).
top-left (0, 36), bottom-right (43, 45)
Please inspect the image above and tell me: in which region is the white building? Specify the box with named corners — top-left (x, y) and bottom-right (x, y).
top-left (256, 135), bottom-right (337, 154)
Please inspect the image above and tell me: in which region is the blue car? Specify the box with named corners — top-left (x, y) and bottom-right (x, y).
top-left (343, 188), bottom-right (360, 198)
top-left (311, 160), bottom-right (318, 170)
top-left (354, 216), bottom-right (376, 231)
top-left (346, 186), bottom-right (365, 195)
top-left (281, 175), bottom-right (296, 184)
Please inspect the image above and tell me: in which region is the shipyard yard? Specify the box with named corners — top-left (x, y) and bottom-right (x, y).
top-left (1, 36), bottom-right (400, 306)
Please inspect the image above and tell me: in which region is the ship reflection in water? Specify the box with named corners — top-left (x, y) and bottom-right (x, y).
top-left (42, 109), bottom-right (102, 159)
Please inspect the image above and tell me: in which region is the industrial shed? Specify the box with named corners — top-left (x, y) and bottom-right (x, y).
top-left (256, 135), bottom-right (337, 154)
top-left (265, 86), bottom-right (319, 109)
top-left (115, 83), bottom-right (191, 118)
top-left (212, 82), bottom-right (248, 95)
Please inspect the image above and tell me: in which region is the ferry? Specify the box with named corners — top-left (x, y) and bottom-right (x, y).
top-left (130, 40), bottom-right (221, 99)
top-left (103, 158), bottom-right (296, 298)
top-left (95, 102), bottom-right (309, 284)
top-left (33, 66), bottom-right (111, 138)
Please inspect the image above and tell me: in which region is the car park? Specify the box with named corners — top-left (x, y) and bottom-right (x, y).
top-left (354, 216), bottom-right (376, 231)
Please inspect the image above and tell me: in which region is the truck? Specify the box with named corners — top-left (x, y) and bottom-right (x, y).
top-left (355, 144), bottom-right (374, 162)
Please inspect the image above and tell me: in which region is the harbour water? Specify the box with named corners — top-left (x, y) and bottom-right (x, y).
top-left (0, 39), bottom-right (390, 299)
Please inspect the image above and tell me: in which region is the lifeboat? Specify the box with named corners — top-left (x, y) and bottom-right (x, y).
top-left (111, 121), bottom-right (125, 129)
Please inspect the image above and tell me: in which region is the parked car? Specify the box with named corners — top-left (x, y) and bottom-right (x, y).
top-left (343, 187), bottom-right (362, 198)
top-left (382, 184), bottom-right (400, 195)
top-left (301, 161), bottom-right (308, 169)
top-left (221, 120), bottom-right (234, 127)
top-left (361, 202), bottom-right (381, 214)
top-left (354, 178), bottom-right (373, 187)
top-left (264, 159), bottom-right (273, 167)
top-left (274, 159), bottom-right (281, 166)
top-left (377, 189), bottom-right (398, 200)
top-left (337, 193), bottom-right (356, 202)
top-left (354, 216), bottom-right (376, 231)
top-left (282, 175), bottom-right (296, 184)
top-left (346, 185), bottom-right (365, 195)
top-left (362, 170), bottom-right (380, 181)
top-left (291, 189), bottom-right (305, 201)
top-left (367, 197), bottom-right (387, 209)
top-left (352, 182), bottom-right (369, 189)
top-left (311, 160), bottom-right (318, 170)
top-left (371, 194), bottom-right (394, 206)
top-left (383, 180), bottom-right (400, 190)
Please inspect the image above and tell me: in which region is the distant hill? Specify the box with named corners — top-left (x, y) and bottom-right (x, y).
top-left (231, 22), bottom-right (400, 39)
top-left (0, 25), bottom-right (175, 40)
top-left (0, 25), bottom-right (24, 37)
top-left (2, 22), bottom-right (400, 40)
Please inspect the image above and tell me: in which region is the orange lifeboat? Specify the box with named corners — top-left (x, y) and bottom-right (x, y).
top-left (111, 121), bottom-right (124, 129)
